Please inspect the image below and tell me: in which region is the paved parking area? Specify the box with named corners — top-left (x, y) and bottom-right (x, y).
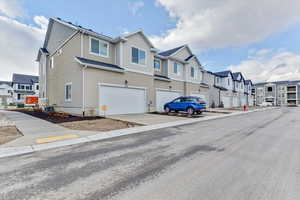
top-left (108, 112), bottom-right (223, 125)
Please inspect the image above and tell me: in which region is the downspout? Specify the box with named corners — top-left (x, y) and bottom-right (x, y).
top-left (81, 31), bottom-right (86, 117)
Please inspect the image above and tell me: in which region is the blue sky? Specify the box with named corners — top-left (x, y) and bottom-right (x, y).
top-left (1, 0), bottom-right (300, 82)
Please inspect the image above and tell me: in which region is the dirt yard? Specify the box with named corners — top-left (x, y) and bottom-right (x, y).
top-left (0, 126), bottom-right (22, 145)
top-left (13, 110), bottom-right (140, 132)
top-left (59, 118), bottom-right (140, 132)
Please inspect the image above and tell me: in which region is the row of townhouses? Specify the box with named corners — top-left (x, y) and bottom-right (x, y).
top-left (254, 80), bottom-right (300, 106)
top-left (0, 74), bottom-right (39, 107)
top-left (37, 17), bottom-right (254, 116)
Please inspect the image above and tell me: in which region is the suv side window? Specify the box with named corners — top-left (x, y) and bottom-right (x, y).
top-left (173, 98), bottom-right (181, 103)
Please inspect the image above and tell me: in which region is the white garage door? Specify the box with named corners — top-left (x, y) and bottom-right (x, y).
top-left (191, 93), bottom-right (209, 108)
top-left (99, 85), bottom-right (146, 115)
top-left (222, 96), bottom-right (231, 108)
top-left (156, 90), bottom-right (181, 112)
top-left (233, 96), bottom-right (239, 107)
top-left (241, 96), bottom-right (247, 106)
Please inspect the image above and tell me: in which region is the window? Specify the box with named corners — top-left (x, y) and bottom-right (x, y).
top-left (90, 37), bottom-right (109, 57)
top-left (17, 94), bottom-right (21, 100)
top-left (36, 85), bottom-right (39, 90)
top-left (26, 86), bottom-right (30, 90)
top-left (267, 87), bottom-right (272, 92)
top-left (216, 77), bottom-right (220, 83)
top-left (21, 85), bottom-right (25, 90)
top-left (191, 67), bottom-right (195, 78)
top-left (228, 79), bottom-right (230, 86)
top-left (154, 59), bottom-right (161, 71)
top-left (65, 83), bottom-right (72, 102)
top-left (131, 47), bottom-right (146, 65)
top-left (50, 57), bottom-right (54, 69)
top-left (173, 62), bottom-right (182, 75)
top-left (173, 98), bottom-right (181, 103)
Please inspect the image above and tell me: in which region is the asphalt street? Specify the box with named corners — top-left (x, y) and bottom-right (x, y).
top-left (0, 108), bottom-right (300, 200)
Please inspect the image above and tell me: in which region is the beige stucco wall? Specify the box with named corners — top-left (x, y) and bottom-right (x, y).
top-left (123, 33), bottom-right (155, 74)
top-left (47, 33), bottom-right (83, 115)
top-left (172, 47), bottom-right (191, 60)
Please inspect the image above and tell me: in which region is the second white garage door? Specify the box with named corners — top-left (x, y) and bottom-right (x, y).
top-left (156, 89), bottom-right (181, 112)
top-left (191, 93), bottom-right (209, 108)
top-left (233, 96), bottom-right (239, 107)
top-left (222, 96), bottom-right (231, 108)
top-left (99, 84), bottom-right (147, 115)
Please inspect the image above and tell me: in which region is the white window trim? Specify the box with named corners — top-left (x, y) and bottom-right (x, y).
top-left (154, 59), bottom-right (161, 72)
top-left (65, 82), bottom-right (72, 102)
top-left (130, 46), bottom-right (147, 67)
top-left (89, 36), bottom-right (110, 58)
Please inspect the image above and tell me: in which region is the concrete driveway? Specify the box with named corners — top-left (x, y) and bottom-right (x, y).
top-left (108, 112), bottom-right (222, 125)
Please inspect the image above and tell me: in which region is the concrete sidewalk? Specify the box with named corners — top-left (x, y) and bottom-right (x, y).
top-left (0, 110), bottom-right (97, 147)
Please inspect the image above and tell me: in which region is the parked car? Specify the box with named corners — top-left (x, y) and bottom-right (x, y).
top-left (164, 96), bottom-right (206, 115)
top-left (259, 102), bottom-right (273, 107)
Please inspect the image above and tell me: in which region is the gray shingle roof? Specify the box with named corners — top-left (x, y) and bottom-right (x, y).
top-left (12, 74), bottom-right (39, 84)
top-left (158, 45), bottom-right (185, 57)
top-left (214, 70), bottom-right (232, 77)
top-left (254, 80), bottom-right (300, 86)
top-left (55, 18), bottom-right (113, 40)
top-left (75, 57), bottom-right (124, 71)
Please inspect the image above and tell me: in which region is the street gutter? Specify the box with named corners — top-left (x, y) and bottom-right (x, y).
top-left (0, 107), bottom-right (277, 159)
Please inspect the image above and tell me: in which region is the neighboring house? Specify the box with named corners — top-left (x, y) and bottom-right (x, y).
top-left (0, 81), bottom-right (13, 107)
top-left (12, 74), bottom-right (39, 104)
top-left (245, 80), bottom-right (254, 106)
top-left (254, 80), bottom-right (300, 106)
top-left (37, 17), bottom-right (207, 116)
top-left (213, 70), bottom-right (235, 108)
top-left (202, 71), bottom-right (219, 107)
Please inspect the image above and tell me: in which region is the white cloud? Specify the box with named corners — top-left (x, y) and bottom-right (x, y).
top-left (0, 15), bottom-right (48, 81)
top-left (128, 0), bottom-right (144, 16)
top-left (151, 0), bottom-right (300, 50)
top-left (228, 50), bottom-right (300, 83)
top-left (0, 0), bottom-right (25, 18)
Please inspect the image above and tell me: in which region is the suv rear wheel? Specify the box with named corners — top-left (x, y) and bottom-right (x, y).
top-left (164, 106), bottom-right (171, 113)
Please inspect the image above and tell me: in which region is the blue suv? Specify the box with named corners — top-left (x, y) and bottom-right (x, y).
top-left (164, 96), bottom-right (206, 115)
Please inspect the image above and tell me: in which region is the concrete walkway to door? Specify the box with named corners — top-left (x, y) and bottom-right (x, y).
top-left (0, 110), bottom-right (97, 147)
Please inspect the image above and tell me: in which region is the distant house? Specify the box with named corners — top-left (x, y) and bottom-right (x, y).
top-left (0, 81), bottom-right (13, 107)
top-left (11, 74), bottom-right (39, 104)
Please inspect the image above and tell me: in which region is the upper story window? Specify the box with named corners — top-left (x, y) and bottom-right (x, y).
top-left (228, 79), bottom-right (230, 86)
top-left (241, 84), bottom-right (243, 89)
top-left (216, 77), bottom-right (220, 84)
top-left (132, 47), bottom-right (146, 65)
top-left (36, 85), bottom-right (39, 90)
top-left (191, 67), bottom-right (195, 78)
top-left (154, 59), bottom-right (161, 71)
top-left (173, 62), bottom-right (181, 75)
top-left (90, 37), bottom-right (109, 57)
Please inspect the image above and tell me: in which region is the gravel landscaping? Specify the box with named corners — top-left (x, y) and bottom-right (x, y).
top-left (0, 113), bottom-right (22, 145)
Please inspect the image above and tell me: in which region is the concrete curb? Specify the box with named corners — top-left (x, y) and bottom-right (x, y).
top-left (0, 107), bottom-right (276, 159)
